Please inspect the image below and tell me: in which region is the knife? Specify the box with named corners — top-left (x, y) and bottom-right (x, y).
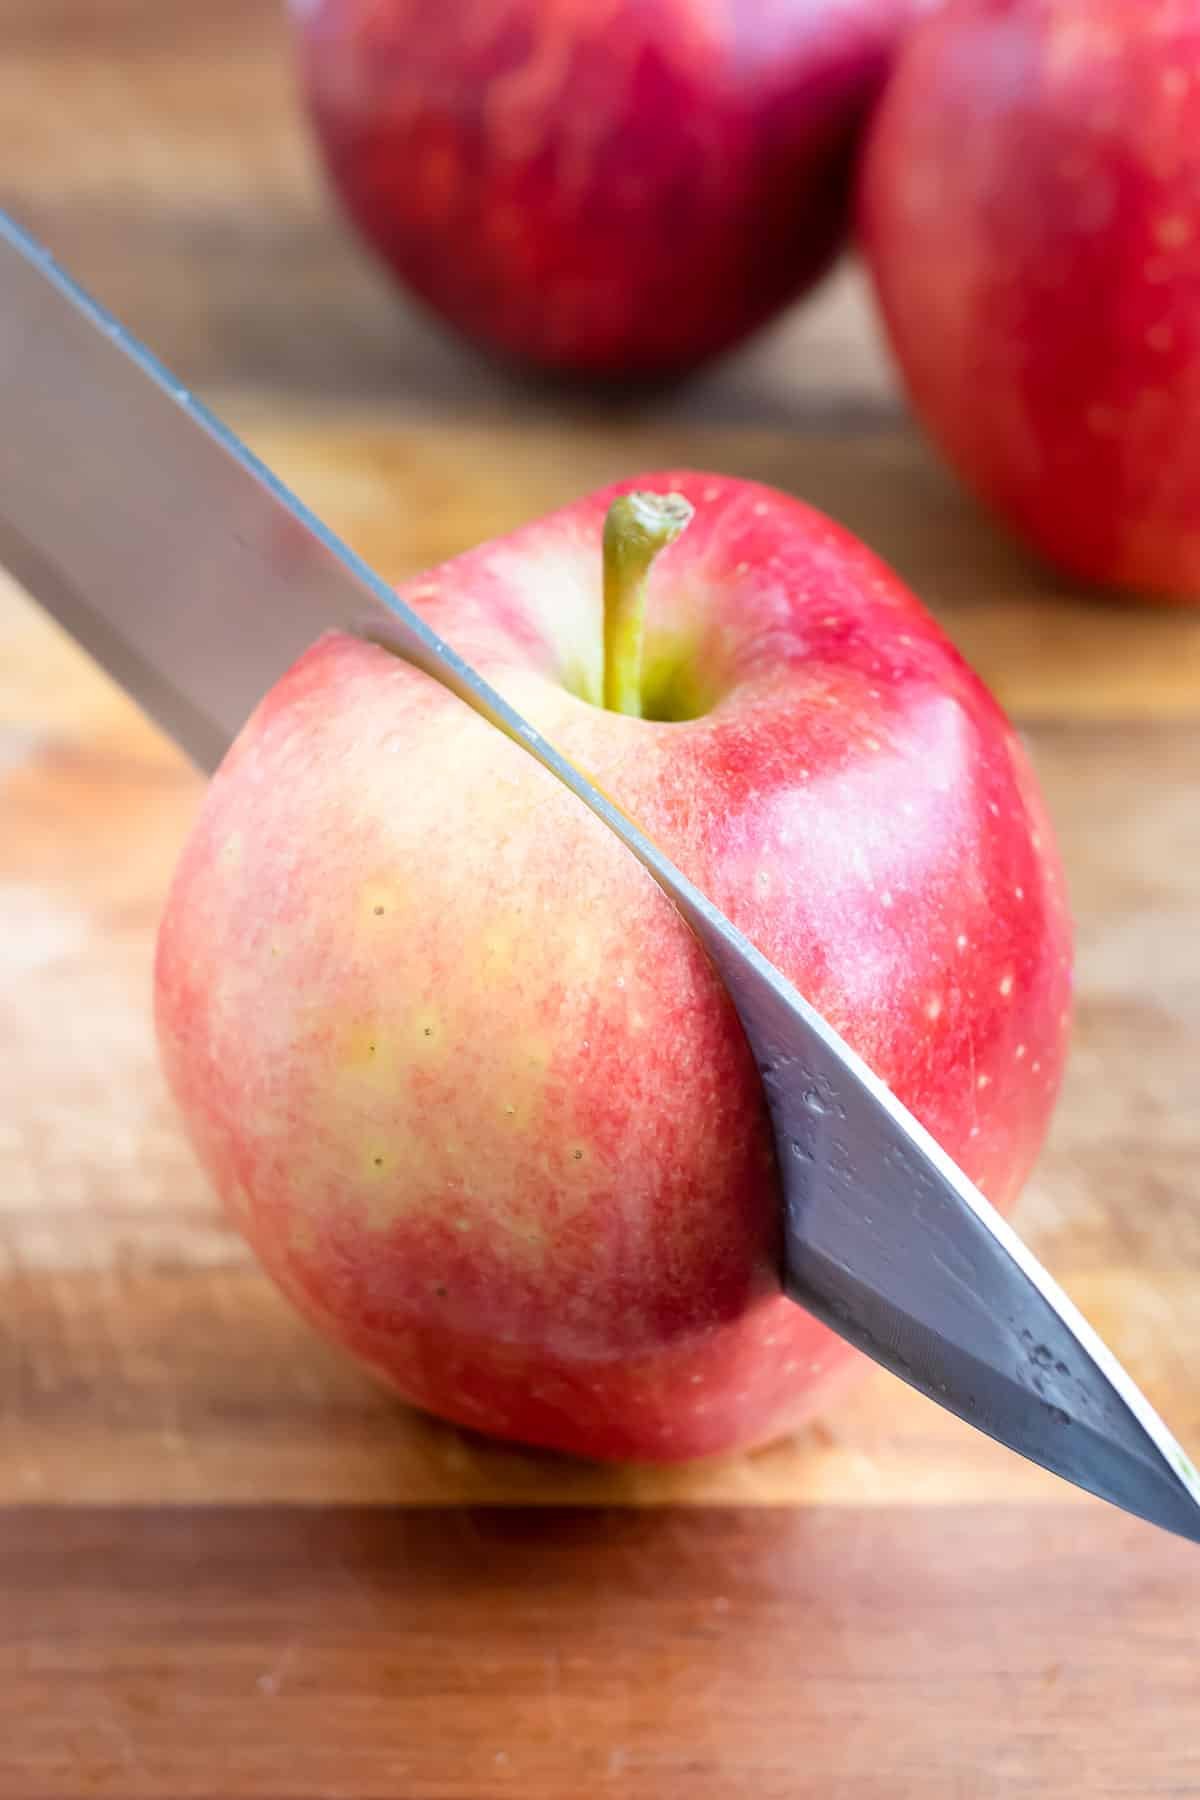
top-left (2, 209), bottom-right (1197, 1545)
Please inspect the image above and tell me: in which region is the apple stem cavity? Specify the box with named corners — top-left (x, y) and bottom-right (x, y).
top-left (602, 491), bottom-right (694, 718)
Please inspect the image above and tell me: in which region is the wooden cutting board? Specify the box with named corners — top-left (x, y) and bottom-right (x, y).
top-left (3, 5), bottom-right (1200, 1796)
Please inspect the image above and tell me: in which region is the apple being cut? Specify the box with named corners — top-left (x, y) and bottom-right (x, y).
top-left (155, 474), bottom-right (1072, 1462)
top-left (292, 0), bottom-right (931, 379)
top-left (861, 0), bottom-right (1200, 601)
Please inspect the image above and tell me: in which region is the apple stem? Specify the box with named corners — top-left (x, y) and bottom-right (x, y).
top-left (602, 491), bottom-right (694, 717)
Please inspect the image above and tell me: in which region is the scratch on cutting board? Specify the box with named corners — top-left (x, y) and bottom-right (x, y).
top-left (15, 1455), bottom-right (46, 1496)
top-left (542, 1647), bottom-right (567, 1736)
top-left (86, 1712), bottom-right (142, 1772)
top-left (256, 1640), bottom-right (298, 1698)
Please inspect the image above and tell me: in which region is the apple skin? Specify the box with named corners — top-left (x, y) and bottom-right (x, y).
top-left (860, 0), bottom-right (1200, 602)
top-left (155, 472), bottom-right (1072, 1462)
top-left (291, 0), bottom-right (929, 379)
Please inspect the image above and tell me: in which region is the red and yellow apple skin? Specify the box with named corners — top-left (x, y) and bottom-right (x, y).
top-left (861, 0), bottom-right (1200, 602)
top-left (291, 0), bottom-right (928, 378)
top-left (155, 473), bottom-right (1072, 1461)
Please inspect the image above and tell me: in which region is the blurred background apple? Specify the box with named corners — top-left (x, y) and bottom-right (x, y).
top-left (861, 0), bottom-right (1200, 603)
top-left (291, 0), bottom-right (931, 380)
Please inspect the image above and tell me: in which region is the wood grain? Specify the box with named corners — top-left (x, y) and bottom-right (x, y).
top-left (3, 2), bottom-right (1200, 1794)
top-left (3, 1504), bottom-right (1198, 1799)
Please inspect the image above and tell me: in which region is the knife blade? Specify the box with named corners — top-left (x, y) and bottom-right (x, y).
top-left (3, 208), bottom-right (1198, 1544)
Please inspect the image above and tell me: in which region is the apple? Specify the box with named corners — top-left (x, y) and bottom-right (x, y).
top-left (860, 0), bottom-right (1200, 602)
top-left (155, 473), bottom-right (1072, 1462)
top-left (290, 0), bottom-right (932, 380)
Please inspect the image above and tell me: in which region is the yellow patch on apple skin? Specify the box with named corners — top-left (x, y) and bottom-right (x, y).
top-left (340, 1021), bottom-right (400, 1086)
top-left (477, 920), bottom-right (518, 987)
top-left (359, 878), bottom-right (403, 925)
top-left (338, 1009), bottom-right (448, 1084)
top-left (219, 832), bottom-right (243, 868)
top-left (363, 1141), bottom-right (394, 1180)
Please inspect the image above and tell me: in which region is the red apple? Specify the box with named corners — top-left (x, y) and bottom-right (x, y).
top-left (291, 0), bottom-right (930, 379)
top-left (860, 0), bottom-right (1200, 602)
top-left (155, 473), bottom-right (1072, 1462)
